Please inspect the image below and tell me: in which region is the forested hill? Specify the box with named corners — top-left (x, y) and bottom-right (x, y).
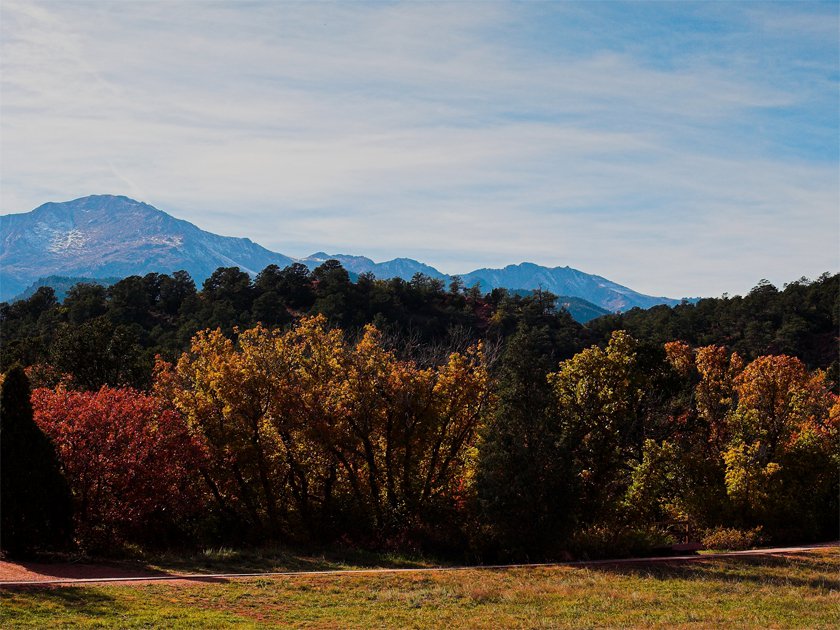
top-left (588, 273), bottom-right (838, 372)
top-left (1, 261), bottom-right (836, 392)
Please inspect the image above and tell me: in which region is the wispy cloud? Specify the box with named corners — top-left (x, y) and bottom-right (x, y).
top-left (1, 0), bottom-right (837, 296)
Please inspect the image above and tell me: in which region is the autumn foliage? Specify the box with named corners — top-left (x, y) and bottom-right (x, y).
top-left (9, 307), bottom-right (837, 556)
top-left (723, 355), bottom-right (838, 536)
top-left (31, 386), bottom-right (206, 549)
top-left (154, 315), bottom-right (489, 545)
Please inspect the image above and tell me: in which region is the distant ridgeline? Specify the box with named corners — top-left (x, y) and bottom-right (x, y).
top-left (13, 276), bottom-right (122, 302)
top-left (0, 261), bottom-right (836, 392)
top-left (0, 195), bottom-right (682, 310)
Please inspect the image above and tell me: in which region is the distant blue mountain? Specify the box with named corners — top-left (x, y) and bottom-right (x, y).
top-left (0, 195), bottom-right (293, 301)
top-left (299, 252), bottom-right (447, 281)
top-left (0, 195), bottom-right (683, 312)
top-left (460, 263), bottom-right (680, 312)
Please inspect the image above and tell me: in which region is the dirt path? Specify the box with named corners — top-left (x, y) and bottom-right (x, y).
top-left (0, 542), bottom-right (835, 588)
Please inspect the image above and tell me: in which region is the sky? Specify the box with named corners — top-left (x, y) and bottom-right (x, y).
top-left (1, 1), bottom-right (837, 297)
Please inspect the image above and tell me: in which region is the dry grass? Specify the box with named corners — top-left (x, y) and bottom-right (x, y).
top-left (1, 548), bottom-right (838, 628)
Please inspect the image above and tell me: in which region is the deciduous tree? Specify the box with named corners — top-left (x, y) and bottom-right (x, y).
top-left (32, 386), bottom-right (206, 549)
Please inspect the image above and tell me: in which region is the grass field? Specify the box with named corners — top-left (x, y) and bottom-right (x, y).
top-left (1, 548), bottom-right (837, 628)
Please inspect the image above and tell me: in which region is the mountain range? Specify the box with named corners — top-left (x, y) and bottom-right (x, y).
top-left (0, 195), bottom-right (682, 313)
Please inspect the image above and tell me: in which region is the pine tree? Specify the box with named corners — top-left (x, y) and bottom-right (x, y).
top-left (1, 366), bottom-right (73, 557)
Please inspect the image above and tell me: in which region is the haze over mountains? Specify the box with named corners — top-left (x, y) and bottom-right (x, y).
top-left (0, 195), bottom-right (682, 312)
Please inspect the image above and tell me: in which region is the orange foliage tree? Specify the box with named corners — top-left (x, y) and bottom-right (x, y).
top-left (723, 355), bottom-right (838, 536)
top-left (155, 315), bottom-right (489, 542)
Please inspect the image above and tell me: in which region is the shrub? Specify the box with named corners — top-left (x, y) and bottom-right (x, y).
top-left (701, 526), bottom-right (764, 551)
top-left (567, 524), bottom-right (675, 560)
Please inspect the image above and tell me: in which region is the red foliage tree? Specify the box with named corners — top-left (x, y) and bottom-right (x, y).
top-left (31, 386), bottom-right (207, 548)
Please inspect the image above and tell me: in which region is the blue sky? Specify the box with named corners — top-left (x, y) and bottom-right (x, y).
top-left (1, 1), bottom-right (837, 297)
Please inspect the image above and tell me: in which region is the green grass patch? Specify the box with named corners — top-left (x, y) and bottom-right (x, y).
top-left (2, 549), bottom-right (838, 628)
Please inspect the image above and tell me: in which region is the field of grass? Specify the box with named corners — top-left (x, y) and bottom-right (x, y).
top-left (1, 548), bottom-right (837, 628)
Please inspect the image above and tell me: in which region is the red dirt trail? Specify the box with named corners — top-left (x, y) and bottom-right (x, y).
top-left (0, 543), bottom-right (835, 588)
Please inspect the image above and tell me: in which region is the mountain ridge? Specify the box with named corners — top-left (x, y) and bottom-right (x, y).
top-left (0, 195), bottom-right (682, 311)
top-left (0, 195), bottom-right (293, 300)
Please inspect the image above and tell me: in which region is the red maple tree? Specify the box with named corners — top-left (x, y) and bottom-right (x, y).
top-left (32, 386), bottom-right (207, 548)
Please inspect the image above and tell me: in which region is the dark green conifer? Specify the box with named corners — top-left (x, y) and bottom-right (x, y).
top-left (0, 366), bottom-right (73, 557)
top-left (475, 323), bottom-right (576, 560)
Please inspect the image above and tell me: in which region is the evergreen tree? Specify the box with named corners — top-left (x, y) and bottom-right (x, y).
top-left (0, 366), bottom-right (73, 556)
top-left (475, 323), bottom-right (575, 559)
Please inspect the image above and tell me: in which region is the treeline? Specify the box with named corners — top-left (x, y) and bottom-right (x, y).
top-left (2, 317), bottom-right (837, 559)
top-left (590, 274), bottom-right (839, 374)
top-left (1, 264), bottom-right (837, 392)
top-left (0, 262), bottom-right (586, 391)
top-left (1, 264), bottom-right (837, 559)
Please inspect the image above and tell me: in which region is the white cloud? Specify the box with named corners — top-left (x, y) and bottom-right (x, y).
top-left (1, 0), bottom-right (837, 297)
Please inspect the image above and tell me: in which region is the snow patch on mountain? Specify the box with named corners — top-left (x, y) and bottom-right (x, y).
top-left (47, 229), bottom-right (89, 254)
top-left (147, 235), bottom-right (184, 248)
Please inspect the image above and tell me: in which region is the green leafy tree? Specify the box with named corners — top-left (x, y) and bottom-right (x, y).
top-left (276, 263), bottom-right (316, 309)
top-left (50, 317), bottom-right (147, 389)
top-left (548, 331), bottom-right (684, 522)
top-left (0, 287), bottom-right (60, 370)
top-left (312, 260), bottom-right (355, 325)
top-left (63, 283), bottom-right (108, 324)
top-left (199, 267), bottom-right (255, 332)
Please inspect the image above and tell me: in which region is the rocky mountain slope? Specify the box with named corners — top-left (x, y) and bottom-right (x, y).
top-left (1, 195), bottom-right (681, 311)
top-left (0, 195), bottom-right (292, 300)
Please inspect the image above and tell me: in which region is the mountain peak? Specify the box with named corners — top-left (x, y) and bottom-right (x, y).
top-left (34, 194), bottom-right (151, 211)
top-left (0, 196), bottom-right (293, 300)
top-left (2, 195), bottom-right (682, 312)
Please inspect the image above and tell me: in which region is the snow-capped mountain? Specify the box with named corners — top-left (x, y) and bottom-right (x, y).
top-left (0, 195), bottom-right (682, 311)
top-left (0, 195), bottom-right (293, 300)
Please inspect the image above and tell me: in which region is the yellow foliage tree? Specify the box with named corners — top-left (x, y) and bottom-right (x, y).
top-left (723, 354), bottom-right (837, 535)
top-left (155, 315), bottom-right (489, 540)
